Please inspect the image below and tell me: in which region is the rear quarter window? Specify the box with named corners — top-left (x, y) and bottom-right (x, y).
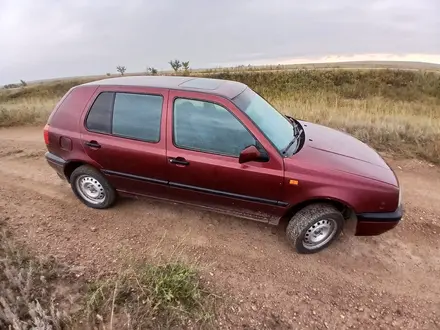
top-left (85, 92), bottom-right (114, 134)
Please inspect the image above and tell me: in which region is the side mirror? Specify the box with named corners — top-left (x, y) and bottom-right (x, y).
top-left (239, 145), bottom-right (262, 164)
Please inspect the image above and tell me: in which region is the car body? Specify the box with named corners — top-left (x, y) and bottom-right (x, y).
top-left (44, 76), bottom-right (403, 253)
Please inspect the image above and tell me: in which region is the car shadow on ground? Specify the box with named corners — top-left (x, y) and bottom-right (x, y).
top-left (114, 195), bottom-right (358, 255)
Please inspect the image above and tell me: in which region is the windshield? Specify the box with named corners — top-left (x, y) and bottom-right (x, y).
top-left (232, 88), bottom-right (294, 153)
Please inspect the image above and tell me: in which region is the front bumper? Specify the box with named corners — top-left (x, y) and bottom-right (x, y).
top-left (45, 152), bottom-right (67, 180)
top-left (355, 205), bottom-right (403, 236)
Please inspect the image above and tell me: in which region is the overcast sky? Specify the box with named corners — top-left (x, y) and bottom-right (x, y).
top-left (0, 0), bottom-right (439, 84)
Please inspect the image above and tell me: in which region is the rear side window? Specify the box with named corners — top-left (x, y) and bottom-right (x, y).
top-left (85, 92), bottom-right (114, 134)
top-left (112, 93), bottom-right (163, 142)
top-left (85, 92), bottom-right (163, 142)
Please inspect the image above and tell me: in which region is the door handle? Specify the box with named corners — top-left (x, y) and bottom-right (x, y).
top-left (85, 140), bottom-right (101, 149)
top-left (169, 157), bottom-right (189, 166)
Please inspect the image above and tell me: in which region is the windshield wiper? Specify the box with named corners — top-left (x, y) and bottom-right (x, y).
top-left (282, 126), bottom-right (303, 155)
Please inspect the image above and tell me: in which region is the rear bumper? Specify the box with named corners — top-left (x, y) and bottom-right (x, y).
top-left (355, 205), bottom-right (403, 236)
top-left (45, 152), bottom-right (67, 180)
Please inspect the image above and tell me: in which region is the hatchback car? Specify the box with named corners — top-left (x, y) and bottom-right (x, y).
top-left (44, 76), bottom-right (403, 253)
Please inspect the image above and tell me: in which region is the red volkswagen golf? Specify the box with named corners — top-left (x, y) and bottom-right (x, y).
top-left (44, 76), bottom-right (403, 253)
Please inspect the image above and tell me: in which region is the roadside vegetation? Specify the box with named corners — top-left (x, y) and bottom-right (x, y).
top-left (0, 224), bottom-right (214, 329)
top-left (0, 65), bottom-right (439, 163)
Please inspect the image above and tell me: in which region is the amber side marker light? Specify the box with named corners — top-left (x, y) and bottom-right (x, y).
top-left (289, 179), bottom-right (299, 185)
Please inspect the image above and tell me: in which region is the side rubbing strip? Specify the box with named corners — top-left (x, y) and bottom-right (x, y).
top-left (102, 170), bottom-right (168, 185)
top-left (102, 170), bottom-right (288, 207)
top-left (169, 182), bottom-right (285, 206)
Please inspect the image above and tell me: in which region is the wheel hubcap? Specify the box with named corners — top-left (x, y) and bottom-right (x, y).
top-left (303, 219), bottom-right (338, 250)
top-left (76, 175), bottom-right (106, 204)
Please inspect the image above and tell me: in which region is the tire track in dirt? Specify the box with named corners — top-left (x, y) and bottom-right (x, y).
top-left (0, 127), bottom-right (439, 329)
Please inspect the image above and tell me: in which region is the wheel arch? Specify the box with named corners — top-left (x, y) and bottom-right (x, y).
top-left (279, 197), bottom-right (355, 227)
top-left (64, 161), bottom-right (88, 182)
top-left (63, 155), bottom-right (103, 182)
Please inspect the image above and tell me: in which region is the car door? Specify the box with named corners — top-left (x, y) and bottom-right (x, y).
top-left (79, 86), bottom-right (169, 198)
top-left (165, 90), bottom-right (287, 223)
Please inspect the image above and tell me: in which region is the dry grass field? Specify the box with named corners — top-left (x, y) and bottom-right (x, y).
top-left (1, 67), bottom-right (440, 163)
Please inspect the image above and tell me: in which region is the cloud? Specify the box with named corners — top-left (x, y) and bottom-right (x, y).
top-left (0, 0), bottom-right (439, 84)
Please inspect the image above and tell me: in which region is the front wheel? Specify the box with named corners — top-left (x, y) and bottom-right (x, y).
top-left (70, 165), bottom-right (116, 209)
top-left (286, 204), bottom-right (344, 254)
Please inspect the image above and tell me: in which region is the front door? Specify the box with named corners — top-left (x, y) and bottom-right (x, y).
top-left (79, 86), bottom-right (169, 198)
top-left (165, 90), bottom-right (286, 222)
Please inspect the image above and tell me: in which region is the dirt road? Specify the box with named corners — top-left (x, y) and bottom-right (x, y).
top-left (0, 126), bottom-right (439, 329)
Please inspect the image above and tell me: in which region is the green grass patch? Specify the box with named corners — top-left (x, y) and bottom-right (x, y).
top-left (86, 263), bottom-right (214, 329)
top-left (0, 223), bottom-right (214, 329)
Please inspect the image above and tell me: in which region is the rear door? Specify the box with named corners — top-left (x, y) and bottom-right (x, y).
top-left (165, 90), bottom-right (286, 223)
top-left (79, 86), bottom-right (169, 198)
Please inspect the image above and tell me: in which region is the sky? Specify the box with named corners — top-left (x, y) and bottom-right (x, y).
top-left (0, 0), bottom-right (439, 84)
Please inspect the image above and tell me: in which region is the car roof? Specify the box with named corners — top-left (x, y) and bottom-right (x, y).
top-left (81, 76), bottom-right (248, 100)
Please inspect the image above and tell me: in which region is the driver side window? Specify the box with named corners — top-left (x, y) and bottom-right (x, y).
top-left (173, 98), bottom-right (256, 157)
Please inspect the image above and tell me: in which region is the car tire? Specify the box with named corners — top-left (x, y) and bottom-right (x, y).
top-left (286, 203), bottom-right (344, 254)
top-left (70, 165), bottom-right (116, 209)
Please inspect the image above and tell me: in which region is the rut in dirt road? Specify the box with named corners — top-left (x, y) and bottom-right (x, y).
top-left (0, 126), bottom-right (439, 329)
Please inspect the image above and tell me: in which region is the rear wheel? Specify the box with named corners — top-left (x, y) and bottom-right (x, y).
top-left (70, 165), bottom-right (116, 209)
top-left (286, 204), bottom-right (344, 254)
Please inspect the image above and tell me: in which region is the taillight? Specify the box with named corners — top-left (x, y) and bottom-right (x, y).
top-left (43, 124), bottom-right (50, 145)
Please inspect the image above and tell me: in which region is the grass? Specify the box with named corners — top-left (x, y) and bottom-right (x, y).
top-left (86, 262), bottom-right (213, 329)
top-left (0, 228), bottom-right (74, 329)
top-left (0, 225), bottom-right (214, 329)
top-left (271, 95), bottom-right (440, 161)
top-left (0, 79), bottom-right (89, 127)
top-left (0, 68), bottom-right (439, 163)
